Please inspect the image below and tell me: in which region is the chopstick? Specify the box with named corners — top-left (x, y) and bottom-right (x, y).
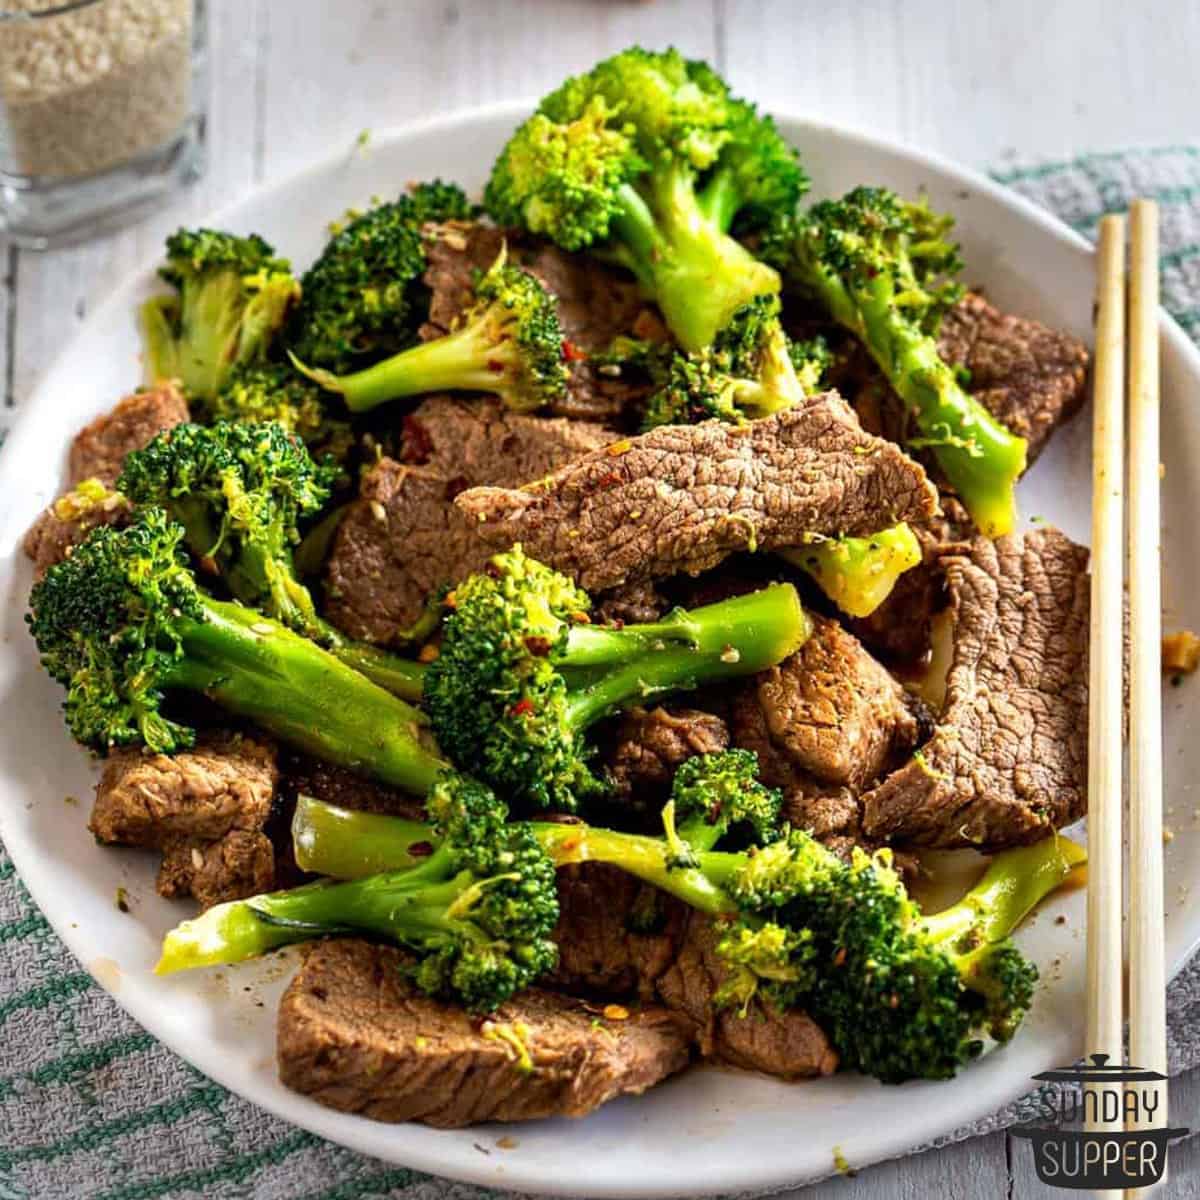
top-left (1126, 199), bottom-right (1167, 1185)
top-left (1086, 214), bottom-right (1127, 1113)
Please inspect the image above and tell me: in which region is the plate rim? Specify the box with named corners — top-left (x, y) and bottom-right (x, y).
top-left (2, 101), bottom-right (1198, 1197)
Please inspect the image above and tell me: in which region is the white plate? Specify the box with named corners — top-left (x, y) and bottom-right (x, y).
top-left (1, 104), bottom-right (1198, 1198)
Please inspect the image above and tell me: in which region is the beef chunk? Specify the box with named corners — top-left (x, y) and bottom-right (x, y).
top-left (861, 527), bottom-right (1089, 849)
top-left (732, 614), bottom-right (922, 791)
top-left (281, 755), bottom-right (426, 820)
top-left (936, 293), bottom-right (1089, 464)
top-left (277, 939), bottom-right (690, 1127)
top-left (656, 915), bottom-right (838, 1080)
top-left (24, 383), bottom-right (188, 579)
top-left (421, 221), bottom-right (650, 422)
top-left (157, 830), bottom-right (274, 910)
top-left (23, 485), bottom-right (130, 580)
top-left (456, 396), bottom-right (939, 593)
top-left (593, 579), bottom-right (668, 626)
top-left (325, 397), bottom-right (616, 642)
top-left (549, 866), bottom-right (836, 1079)
top-left (548, 863), bottom-right (687, 1001)
top-left (66, 382), bottom-right (189, 486)
top-left (90, 734), bottom-right (278, 907)
top-left (604, 705), bottom-right (729, 805)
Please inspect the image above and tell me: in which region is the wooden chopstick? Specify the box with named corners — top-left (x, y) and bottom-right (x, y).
top-left (1086, 214), bottom-right (1128, 1112)
top-left (1126, 199), bottom-right (1167, 1174)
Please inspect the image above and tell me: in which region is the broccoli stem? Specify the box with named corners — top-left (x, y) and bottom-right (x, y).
top-left (777, 522), bottom-right (923, 618)
top-left (920, 836), bottom-right (1088, 952)
top-left (161, 596), bottom-right (445, 793)
top-left (816, 270), bottom-right (1026, 537)
top-left (294, 317), bottom-right (515, 413)
top-left (212, 526), bottom-right (429, 704)
top-left (291, 793), bottom-right (744, 917)
top-left (156, 851), bottom-right (479, 973)
top-left (610, 171), bottom-right (782, 352)
top-left (559, 583), bottom-right (812, 726)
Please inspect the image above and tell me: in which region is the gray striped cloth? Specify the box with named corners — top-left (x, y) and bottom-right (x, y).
top-left (4, 146), bottom-right (1200, 1199)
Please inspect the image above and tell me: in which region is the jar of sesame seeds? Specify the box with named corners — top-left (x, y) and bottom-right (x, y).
top-left (0, 0), bottom-right (205, 247)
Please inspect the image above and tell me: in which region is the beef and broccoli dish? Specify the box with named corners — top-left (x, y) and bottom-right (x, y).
top-left (24, 47), bottom-right (1092, 1129)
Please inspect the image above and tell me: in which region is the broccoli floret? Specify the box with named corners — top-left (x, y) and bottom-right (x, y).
top-left (140, 229), bottom-right (299, 401)
top-left (292, 768), bottom-right (1086, 1081)
top-left (778, 522), bottom-right (923, 619)
top-left (294, 249), bottom-right (568, 413)
top-left (157, 771), bottom-right (559, 1013)
top-left (788, 333), bottom-right (834, 395)
top-left (485, 47), bottom-right (807, 352)
top-left (118, 422), bottom-right (427, 703)
top-left (642, 295), bottom-right (807, 429)
top-left (669, 747), bottom-right (782, 852)
top-left (202, 362), bottom-right (355, 465)
top-left (26, 507), bottom-right (443, 793)
top-left (289, 180), bottom-right (474, 372)
top-left (424, 546), bottom-right (811, 811)
top-left (763, 187), bottom-right (1028, 537)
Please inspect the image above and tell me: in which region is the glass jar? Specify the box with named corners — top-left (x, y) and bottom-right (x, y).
top-left (0, 0), bottom-right (206, 247)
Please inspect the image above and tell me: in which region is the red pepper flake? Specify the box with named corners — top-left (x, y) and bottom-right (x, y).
top-left (407, 840), bottom-right (434, 858)
top-left (562, 339), bottom-right (587, 362)
top-left (597, 471), bottom-right (621, 489)
top-left (510, 697), bottom-right (536, 718)
top-left (486, 358), bottom-right (506, 374)
top-left (523, 635), bottom-right (553, 657)
top-left (417, 643), bottom-right (439, 664)
top-left (569, 611), bottom-right (591, 625)
top-left (832, 947), bottom-right (847, 967)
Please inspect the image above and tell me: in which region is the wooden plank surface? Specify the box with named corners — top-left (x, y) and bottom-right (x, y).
top-left (5, 1), bottom-right (1200, 1195)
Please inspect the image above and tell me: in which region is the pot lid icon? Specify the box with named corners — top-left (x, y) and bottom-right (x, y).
top-left (1032, 1053), bottom-right (1166, 1084)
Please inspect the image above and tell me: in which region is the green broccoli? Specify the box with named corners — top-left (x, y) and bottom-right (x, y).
top-left (423, 546), bottom-right (811, 811)
top-left (118, 421), bottom-right (427, 702)
top-left (25, 506), bottom-right (444, 793)
top-left (778, 522), bottom-right (923, 619)
top-left (484, 47), bottom-right (807, 352)
top-left (157, 771), bottom-right (558, 1014)
top-left (289, 180), bottom-right (474, 372)
top-left (291, 769), bottom-right (1086, 1084)
top-left (201, 361), bottom-right (354, 465)
top-left (641, 295), bottom-right (808, 429)
top-left (140, 229), bottom-right (299, 401)
top-left (293, 250), bottom-right (568, 413)
top-left (763, 187), bottom-right (1028, 537)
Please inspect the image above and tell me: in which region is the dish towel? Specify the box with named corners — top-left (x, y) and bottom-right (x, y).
top-left (3, 145), bottom-right (1200, 1200)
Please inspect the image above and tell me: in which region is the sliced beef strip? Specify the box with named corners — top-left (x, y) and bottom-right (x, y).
top-left (325, 399), bottom-right (616, 642)
top-left (90, 734), bottom-right (278, 907)
top-left (603, 705), bottom-right (730, 806)
top-left (421, 221), bottom-right (651, 422)
top-left (861, 527), bottom-right (1089, 849)
top-left (732, 613), bottom-right (923, 791)
top-left (23, 486), bottom-right (130, 581)
top-left (456, 395), bottom-right (940, 594)
top-left (277, 938), bottom-right (691, 1127)
top-left (23, 382), bottom-right (189, 578)
top-left (66, 381), bottom-right (190, 486)
top-left (936, 292), bottom-right (1090, 464)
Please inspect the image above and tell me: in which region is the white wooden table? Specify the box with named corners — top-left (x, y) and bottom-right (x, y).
top-left (5, 2), bottom-right (1199, 1195)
